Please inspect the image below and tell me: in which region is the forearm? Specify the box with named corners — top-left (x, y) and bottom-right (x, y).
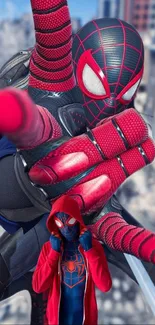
top-left (29, 0), bottom-right (75, 91)
top-left (89, 212), bottom-right (155, 263)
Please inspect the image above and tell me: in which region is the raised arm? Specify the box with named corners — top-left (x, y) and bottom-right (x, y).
top-left (29, 0), bottom-right (75, 91)
top-left (89, 212), bottom-right (155, 264)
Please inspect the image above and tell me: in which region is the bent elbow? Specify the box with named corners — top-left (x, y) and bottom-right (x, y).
top-left (32, 275), bottom-right (45, 294)
top-left (32, 281), bottom-right (43, 294)
top-left (103, 278), bottom-right (112, 292)
top-left (99, 274), bottom-right (112, 292)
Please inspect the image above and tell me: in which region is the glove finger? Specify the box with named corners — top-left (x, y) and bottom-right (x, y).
top-left (92, 108), bottom-right (148, 159)
top-left (67, 175), bottom-right (111, 212)
top-left (29, 108), bottom-right (148, 185)
top-left (67, 137), bottom-right (155, 213)
top-left (0, 88), bottom-right (62, 148)
top-left (80, 228), bottom-right (88, 236)
top-left (51, 231), bottom-right (61, 239)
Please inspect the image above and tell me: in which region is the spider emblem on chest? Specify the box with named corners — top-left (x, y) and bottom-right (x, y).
top-left (61, 251), bottom-right (86, 288)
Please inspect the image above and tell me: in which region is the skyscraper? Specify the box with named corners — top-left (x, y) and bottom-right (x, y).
top-left (97, 0), bottom-right (155, 32)
top-left (131, 0), bottom-right (151, 32)
top-left (119, 0), bottom-right (126, 20)
top-left (148, 0), bottom-right (155, 36)
top-left (97, 0), bottom-right (121, 19)
top-left (123, 0), bottom-right (133, 23)
top-left (71, 18), bottom-right (82, 33)
top-left (145, 42), bottom-right (155, 136)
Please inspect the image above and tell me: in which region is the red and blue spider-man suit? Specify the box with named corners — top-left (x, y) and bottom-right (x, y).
top-left (32, 195), bottom-right (112, 325)
top-left (0, 0), bottom-right (155, 315)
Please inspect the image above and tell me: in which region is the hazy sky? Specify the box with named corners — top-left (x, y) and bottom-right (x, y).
top-left (0, 0), bottom-right (97, 24)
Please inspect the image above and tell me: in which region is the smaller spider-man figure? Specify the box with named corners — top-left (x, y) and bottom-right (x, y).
top-left (32, 195), bottom-right (112, 325)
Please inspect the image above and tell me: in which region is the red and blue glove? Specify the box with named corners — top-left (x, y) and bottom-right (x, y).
top-left (79, 229), bottom-right (92, 251)
top-left (50, 232), bottom-right (62, 252)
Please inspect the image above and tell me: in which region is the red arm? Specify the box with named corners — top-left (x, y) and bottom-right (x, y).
top-left (0, 0), bottom-right (76, 148)
top-left (32, 242), bottom-right (60, 293)
top-left (29, 0), bottom-right (75, 91)
top-left (89, 213), bottom-right (155, 264)
top-left (84, 239), bottom-right (112, 292)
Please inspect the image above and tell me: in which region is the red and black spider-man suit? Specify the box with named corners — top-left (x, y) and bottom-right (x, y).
top-left (0, 0), bottom-right (155, 314)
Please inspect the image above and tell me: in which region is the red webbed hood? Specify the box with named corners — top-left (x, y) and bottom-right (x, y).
top-left (46, 195), bottom-right (85, 233)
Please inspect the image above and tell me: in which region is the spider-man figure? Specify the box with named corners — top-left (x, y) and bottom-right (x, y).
top-left (71, 18), bottom-right (155, 260)
top-left (32, 195), bottom-right (112, 325)
top-left (0, 0), bottom-right (155, 323)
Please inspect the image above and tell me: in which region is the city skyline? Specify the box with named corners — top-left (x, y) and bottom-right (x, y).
top-left (0, 0), bottom-right (97, 24)
top-left (1, 0), bottom-right (155, 33)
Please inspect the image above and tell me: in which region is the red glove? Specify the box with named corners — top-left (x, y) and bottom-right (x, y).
top-left (0, 89), bottom-right (154, 215)
top-left (79, 229), bottom-right (93, 251)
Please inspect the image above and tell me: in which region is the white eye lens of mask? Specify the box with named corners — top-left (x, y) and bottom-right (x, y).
top-left (122, 79), bottom-right (141, 101)
top-left (68, 217), bottom-right (76, 225)
top-left (55, 219), bottom-right (62, 228)
top-left (82, 64), bottom-right (106, 96)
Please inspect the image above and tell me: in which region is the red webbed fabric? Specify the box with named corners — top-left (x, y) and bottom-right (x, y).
top-left (29, 0), bottom-right (75, 91)
top-left (89, 212), bottom-right (155, 263)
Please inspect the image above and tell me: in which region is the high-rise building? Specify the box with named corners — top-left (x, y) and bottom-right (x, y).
top-left (119, 0), bottom-right (126, 20)
top-left (148, 0), bottom-right (155, 36)
top-left (145, 42), bottom-right (155, 137)
top-left (97, 0), bottom-right (154, 32)
top-left (123, 0), bottom-right (133, 23)
top-left (131, 0), bottom-right (151, 32)
top-left (71, 18), bottom-right (82, 34)
top-left (97, 0), bottom-right (121, 19)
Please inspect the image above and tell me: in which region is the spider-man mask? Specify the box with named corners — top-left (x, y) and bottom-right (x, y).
top-left (54, 212), bottom-right (79, 241)
top-left (72, 18), bottom-right (144, 128)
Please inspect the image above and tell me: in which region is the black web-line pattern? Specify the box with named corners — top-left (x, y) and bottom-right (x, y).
top-left (73, 19), bottom-right (144, 127)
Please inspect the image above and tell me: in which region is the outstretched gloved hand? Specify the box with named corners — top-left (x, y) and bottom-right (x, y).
top-left (0, 88), bottom-right (154, 215)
